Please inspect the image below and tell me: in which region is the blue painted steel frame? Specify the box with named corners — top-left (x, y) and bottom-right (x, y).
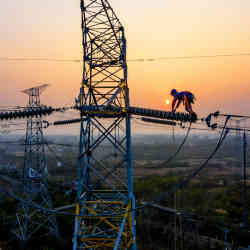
top-left (242, 130), bottom-right (248, 228)
top-left (73, 1), bottom-right (136, 248)
top-left (126, 89), bottom-right (136, 250)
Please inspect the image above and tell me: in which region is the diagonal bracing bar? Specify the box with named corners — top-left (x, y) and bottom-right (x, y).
top-left (14, 85), bottom-right (59, 245)
top-left (73, 1), bottom-right (136, 249)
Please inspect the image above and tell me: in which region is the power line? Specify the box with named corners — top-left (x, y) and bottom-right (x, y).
top-left (1, 52), bottom-right (250, 64)
top-left (155, 121), bottom-right (192, 167)
top-left (7, 115), bottom-right (231, 218)
top-left (136, 116), bottom-right (231, 213)
top-left (129, 53), bottom-right (250, 62)
top-left (0, 57), bottom-right (81, 63)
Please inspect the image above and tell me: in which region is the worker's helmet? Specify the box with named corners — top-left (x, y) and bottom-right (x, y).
top-left (170, 89), bottom-right (177, 96)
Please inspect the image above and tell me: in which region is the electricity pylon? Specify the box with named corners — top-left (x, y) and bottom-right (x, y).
top-left (235, 120), bottom-right (241, 144)
top-left (15, 84), bottom-right (59, 245)
top-left (73, 0), bottom-right (136, 249)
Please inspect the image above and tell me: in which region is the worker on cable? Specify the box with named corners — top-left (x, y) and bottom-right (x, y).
top-left (170, 89), bottom-right (196, 116)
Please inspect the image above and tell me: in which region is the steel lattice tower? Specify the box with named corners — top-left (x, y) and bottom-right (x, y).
top-left (15, 84), bottom-right (59, 244)
top-left (73, 0), bottom-right (136, 249)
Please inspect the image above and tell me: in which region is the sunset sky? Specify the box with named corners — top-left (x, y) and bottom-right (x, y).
top-left (1, 0), bottom-right (250, 121)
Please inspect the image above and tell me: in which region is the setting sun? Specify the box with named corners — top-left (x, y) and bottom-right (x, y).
top-left (165, 99), bottom-right (170, 105)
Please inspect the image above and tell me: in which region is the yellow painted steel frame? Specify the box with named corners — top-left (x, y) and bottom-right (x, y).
top-left (74, 200), bottom-right (134, 249)
top-left (74, 1), bottom-right (136, 249)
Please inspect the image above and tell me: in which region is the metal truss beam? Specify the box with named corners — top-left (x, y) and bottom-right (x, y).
top-left (14, 85), bottom-right (59, 244)
top-left (73, 1), bottom-right (136, 249)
